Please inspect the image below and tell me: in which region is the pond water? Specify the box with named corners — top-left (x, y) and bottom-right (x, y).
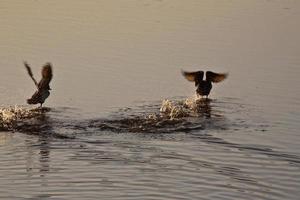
top-left (0, 0), bottom-right (300, 199)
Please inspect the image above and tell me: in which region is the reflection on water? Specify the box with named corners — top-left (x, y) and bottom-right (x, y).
top-left (0, 132), bottom-right (13, 146)
top-left (38, 137), bottom-right (51, 174)
top-left (25, 135), bottom-right (51, 176)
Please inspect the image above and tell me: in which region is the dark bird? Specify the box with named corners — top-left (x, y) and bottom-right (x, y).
top-left (24, 62), bottom-right (53, 107)
top-left (182, 70), bottom-right (227, 98)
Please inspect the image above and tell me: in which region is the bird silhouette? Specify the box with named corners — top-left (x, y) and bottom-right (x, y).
top-left (182, 70), bottom-right (227, 98)
top-left (24, 62), bottom-right (53, 107)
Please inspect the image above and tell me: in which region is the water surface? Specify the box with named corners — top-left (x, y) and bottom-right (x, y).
top-left (1, 0), bottom-right (300, 199)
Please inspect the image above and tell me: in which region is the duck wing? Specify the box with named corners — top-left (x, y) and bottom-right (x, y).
top-left (206, 71), bottom-right (227, 83)
top-left (24, 61), bottom-right (38, 88)
top-left (38, 63), bottom-right (53, 90)
top-left (181, 70), bottom-right (204, 86)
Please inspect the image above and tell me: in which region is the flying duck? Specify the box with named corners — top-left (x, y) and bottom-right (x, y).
top-left (24, 62), bottom-right (53, 107)
top-left (182, 70), bottom-right (227, 98)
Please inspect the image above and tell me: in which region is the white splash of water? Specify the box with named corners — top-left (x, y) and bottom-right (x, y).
top-left (0, 105), bottom-right (41, 128)
top-left (160, 95), bottom-right (203, 119)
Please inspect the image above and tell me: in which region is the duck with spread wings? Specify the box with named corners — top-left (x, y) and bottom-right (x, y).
top-left (24, 61), bottom-right (53, 107)
top-left (182, 70), bottom-right (227, 98)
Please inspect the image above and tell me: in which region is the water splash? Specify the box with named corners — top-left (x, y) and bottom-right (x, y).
top-left (89, 96), bottom-right (222, 133)
top-left (160, 95), bottom-right (212, 119)
top-left (0, 105), bottom-right (48, 131)
top-left (0, 97), bottom-right (243, 135)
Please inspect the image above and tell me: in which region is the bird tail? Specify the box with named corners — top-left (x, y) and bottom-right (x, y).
top-left (24, 61), bottom-right (38, 88)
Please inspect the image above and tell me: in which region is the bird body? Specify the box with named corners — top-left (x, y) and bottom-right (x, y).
top-left (182, 70), bottom-right (227, 98)
top-left (27, 90), bottom-right (50, 105)
top-left (196, 80), bottom-right (212, 96)
top-left (24, 62), bottom-right (53, 107)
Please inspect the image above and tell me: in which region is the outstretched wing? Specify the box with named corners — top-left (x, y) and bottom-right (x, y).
top-left (206, 71), bottom-right (228, 83)
top-left (181, 70), bottom-right (204, 82)
top-left (38, 63), bottom-right (53, 90)
top-left (24, 61), bottom-right (38, 87)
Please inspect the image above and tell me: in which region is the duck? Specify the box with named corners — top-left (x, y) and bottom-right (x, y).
top-left (182, 70), bottom-right (227, 98)
top-left (24, 61), bottom-right (53, 107)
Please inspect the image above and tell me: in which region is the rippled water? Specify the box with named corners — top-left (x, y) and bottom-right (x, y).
top-left (1, 0), bottom-right (300, 199)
